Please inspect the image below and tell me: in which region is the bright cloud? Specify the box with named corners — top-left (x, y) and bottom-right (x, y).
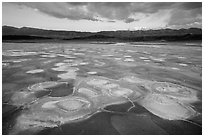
top-left (2, 2), bottom-right (202, 31)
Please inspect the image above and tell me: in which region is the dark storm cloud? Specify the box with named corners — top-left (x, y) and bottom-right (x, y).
top-left (167, 2), bottom-right (202, 28)
top-left (14, 2), bottom-right (100, 21)
top-left (179, 2), bottom-right (202, 10)
top-left (125, 18), bottom-right (140, 23)
top-left (100, 2), bottom-right (131, 7)
top-left (131, 2), bottom-right (176, 13)
top-left (68, 2), bottom-right (88, 6)
top-left (11, 2), bottom-right (202, 26)
top-left (107, 20), bottom-right (116, 23)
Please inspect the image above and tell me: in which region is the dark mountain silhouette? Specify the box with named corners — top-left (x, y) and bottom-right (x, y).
top-left (2, 26), bottom-right (202, 42)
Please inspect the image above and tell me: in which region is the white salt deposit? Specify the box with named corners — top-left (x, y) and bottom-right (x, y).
top-left (26, 69), bottom-right (44, 74)
top-left (73, 53), bottom-right (85, 55)
top-left (126, 50), bottom-right (137, 53)
top-left (64, 55), bottom-right (76, 59)
top-left (114, 58), bottom-right (122, 60)
top-left (171, 67), bottom-right (180, 70)
top-left (103, 83), bottom-right (119, 89)
top-left (78, 88), bottom-right (99, 97)
top-left (79, 62), bottom-right (89, 65)
top-left (87, 72), bottom-right (98, 75)
top-left (121, 76), bottom-right (148, 84)
top-left (149, 56), bottom-right (165, 62)
top-left (41, 54), bottom-right (57, 58)
top-left (124, 58), bottom-right (134, 62)
top-left (110, 88), bottom-right (133, 97)
top-left (124, 55), bottom-right (132, 58)
top-left (2, 63), bottom-right (9, 67)
top-left (177, 56), bottom-right (186, 59)
top-left (143, 60), bottom-right (151, 62)
top-left (52, 66), bottom-right (79, 72)
top-left (179, 63), bottom-right (188, 66)
top-left (111, 43), bottom-right (126, 46)
top-left (28, 81), bottom-right (61, 91)
top-left (63, 59), bottom-right (74, 62)
top-left (152, 58), bottom-right (165, 62)
top-left (102, 54), bottom-right (114, 57)
top-left (139, 57), bottom-right (149, 60)
top-left (3, 51), bottom-right (37, 56)
top-left (87, 79), bottom-right (109, 86)
top-left (41, 101), bottom-right (59, 109)
top-left (57, 71), bottom-right (77, 79)
top-left (54, 62), bottom-right (66, 67)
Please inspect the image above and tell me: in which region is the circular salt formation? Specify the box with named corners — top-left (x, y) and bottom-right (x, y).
top-left (139, 94), bottom-right (197, 120)
top-left (87, 78), bottom-right (119, 91)
top-left (28, 81), bottom-right (61, 91)
top-left (103, 83), bottom-right (119, 89)
top-left (78, 88), bottom-right (99, 98)
top-left (152, 82), bottom-right (199, 103)
top-left (87, 79), bottom-right (109, 86)
top-left (57, 71), bottom-right (77, 79)
top-left (152, 82), bottom-right (191, 95)
top-left (56, 98), bottom-right (90, 111)
top-left (110, 88), bottom-right (133, 97)
top-left (10, 91), bottom-right (37, 106)
top-left (26, 69), bottom-right (44, 74)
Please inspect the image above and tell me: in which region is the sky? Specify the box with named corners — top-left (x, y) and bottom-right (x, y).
top-left (2, 2), bottom-right (202, 32)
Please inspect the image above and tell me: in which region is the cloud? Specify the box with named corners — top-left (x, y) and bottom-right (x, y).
top-left (107, 20), bottom-right (116, 23)
top-left (168, 3), bottom-right (202, 28)
top-left (130, 2), bottom-right (176, 13)
top-left (14, 2), bottom-right (99, 21)
top-left (125, 18), bottom-right (139, 23)
top-left (179, 2), bottom-right (202, 10)
top-left (10, 2), bottom-right (202, 27)
top-left (87, 3), bottom-right (131, 20)
top-left (68, 2), bottom-right (88, 6)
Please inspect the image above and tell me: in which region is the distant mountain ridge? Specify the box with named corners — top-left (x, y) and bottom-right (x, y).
top-left (2, 26), bottom-right (202, 42)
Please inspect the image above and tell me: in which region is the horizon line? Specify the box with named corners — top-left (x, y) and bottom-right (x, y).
top-left (3, 25), bottom-right (202, 33)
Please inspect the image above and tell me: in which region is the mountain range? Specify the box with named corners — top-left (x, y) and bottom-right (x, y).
top-left (2, 26), bottom-right (202, 42)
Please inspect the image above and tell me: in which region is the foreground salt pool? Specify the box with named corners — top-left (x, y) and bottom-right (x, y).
top-left (9, 75), bottom-right (200, 134)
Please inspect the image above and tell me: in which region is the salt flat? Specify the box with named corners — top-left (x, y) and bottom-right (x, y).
top-left (2, 42), bottom-right (202, 135)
